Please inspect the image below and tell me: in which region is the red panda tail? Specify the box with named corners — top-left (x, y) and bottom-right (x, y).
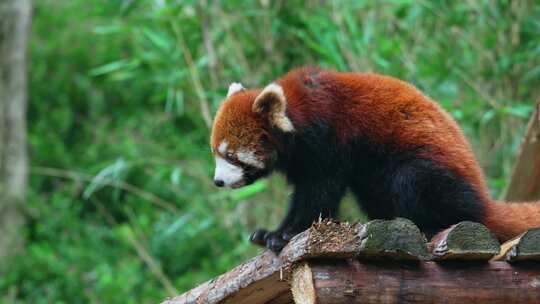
top-left (482, 201), bottom-right (540, 242)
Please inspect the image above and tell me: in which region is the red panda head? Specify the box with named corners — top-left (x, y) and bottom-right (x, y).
top-left (210, 82), bottom-right (294, 188)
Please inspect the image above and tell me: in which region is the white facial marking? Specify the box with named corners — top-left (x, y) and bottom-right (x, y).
top-left (214, 155), bottom-right (244, 188)
top-left (218, 140), bottom-right (228, 155)
top-left (236, 149), bottom-right (264, 169)
top-left (227, 82), bottom-right (245, 98)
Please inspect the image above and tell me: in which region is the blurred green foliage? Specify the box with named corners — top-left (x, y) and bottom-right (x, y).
top-left (1, 0), bottom-right (539, 303)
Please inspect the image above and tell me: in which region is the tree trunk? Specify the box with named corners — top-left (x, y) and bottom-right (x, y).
top-left (503, 99), bottom-right (540, 201)
top-left (0, 0), bottom-right (31, 272)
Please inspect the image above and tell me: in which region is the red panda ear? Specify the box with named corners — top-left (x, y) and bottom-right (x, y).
top-left (252, 83), bottom-right (295, 132)
top-left (227, 82), bottom-right (245, 98)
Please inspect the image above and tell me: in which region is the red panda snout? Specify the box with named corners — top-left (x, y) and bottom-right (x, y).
top-left (212, 139), bottom-right (270, 188)
top-left (213, 153), bottom-right (245, 188)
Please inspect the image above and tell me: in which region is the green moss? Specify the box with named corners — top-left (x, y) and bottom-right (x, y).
top-left (446, 221), bottom-right (500, 254)
top-left (509, 228), bottom-right (540, 261)
top-left (358, 218), bottom-right (429, 260)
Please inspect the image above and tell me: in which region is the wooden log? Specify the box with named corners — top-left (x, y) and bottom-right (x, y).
top-left (161, 250), bottom-right (290, 304)
top-left (291, 263), bottom-right (316, 304)
top-left (280, 219), bottom-right (362, 263)
top-left (492, 235), bottom-right (523, 261)
top-left (291, 259), bottom-right (540, 304)
top-left (162, 220), bottom-right (360, 304)
top-left (358, 218), bottom-right (429, 260)
top-left (506, 227), bottom-right (540, 262)
top-left (430, 221), bottom-right (500, 261)
top-left (504, 99), bottom-right (540, 201)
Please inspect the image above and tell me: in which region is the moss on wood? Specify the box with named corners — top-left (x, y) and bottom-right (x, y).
top-left (507, 227), bottom-right (540, 262)
top-left (357, 218), bottom-right (429, 260)
top-left (431, 221), bottom-right (500, 261)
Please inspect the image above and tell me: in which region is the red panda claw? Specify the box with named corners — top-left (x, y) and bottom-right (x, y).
top-left (249, 228), bottom-right (268, 246)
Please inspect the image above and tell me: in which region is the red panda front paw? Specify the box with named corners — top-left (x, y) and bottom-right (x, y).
top-left (249, 228), bottom-right (289, 252)
top-left (280, 229), bottom-right (297, 241)
top-left (249, 228), bottom-right (269, 246)
top-left (264, 232), bottom-right (288, 253)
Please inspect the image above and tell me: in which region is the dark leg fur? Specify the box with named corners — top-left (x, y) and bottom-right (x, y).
top-left (250, 121), bottom-right (349, 252)
top-left (352, 157), bottom-right (485, 234)
top-left (250, 120), bottom-right (485, 253)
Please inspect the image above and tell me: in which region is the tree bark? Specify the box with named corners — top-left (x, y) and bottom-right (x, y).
top-left (0, 0), bottom-right (31, 272)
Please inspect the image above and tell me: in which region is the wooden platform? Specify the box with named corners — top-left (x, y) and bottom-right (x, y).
top-left (162, 219), bottom-right (540, 304)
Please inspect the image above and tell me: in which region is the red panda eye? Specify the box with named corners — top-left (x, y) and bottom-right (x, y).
top-left (226, 152), bottom-right (234, 159)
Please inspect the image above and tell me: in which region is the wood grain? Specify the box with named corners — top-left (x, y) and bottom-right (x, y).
top-left (294, 259), bottom-right (540, 304)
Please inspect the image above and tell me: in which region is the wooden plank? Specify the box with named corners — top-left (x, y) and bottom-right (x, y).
top-left (504, 99), bottom-right (540, 201)
top-left (161, 251), bottom-right (289, 304)
top-left (163, 218), bottom-right (434, 303)
top-left (430, 221), bottom-right (500, 260)
top-left (291, 260), bottom-right (540, 304)
top-left (162, 220), bottom-right (361, 304)
top-left (280, 220), bottom-right (363, 262)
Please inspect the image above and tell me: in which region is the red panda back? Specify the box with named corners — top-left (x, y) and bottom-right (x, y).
top-left (277, 68), bottom-right (492, 206)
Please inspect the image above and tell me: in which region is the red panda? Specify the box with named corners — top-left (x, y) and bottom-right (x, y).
top-left (210, 67), bottom-right (540, 252)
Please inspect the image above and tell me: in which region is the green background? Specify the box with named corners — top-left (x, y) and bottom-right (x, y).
top-left (2, 1), bottom-right (539, 303)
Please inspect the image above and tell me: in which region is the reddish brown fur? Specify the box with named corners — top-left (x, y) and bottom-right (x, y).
top-left (277, 68), bottom-right (491, 202)
top-left (212, 67), bottom-right (540, 242)
top-left (483, 201), bottom-right (540, 241)
top-left (211, 90), bottom-right (262, 156)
